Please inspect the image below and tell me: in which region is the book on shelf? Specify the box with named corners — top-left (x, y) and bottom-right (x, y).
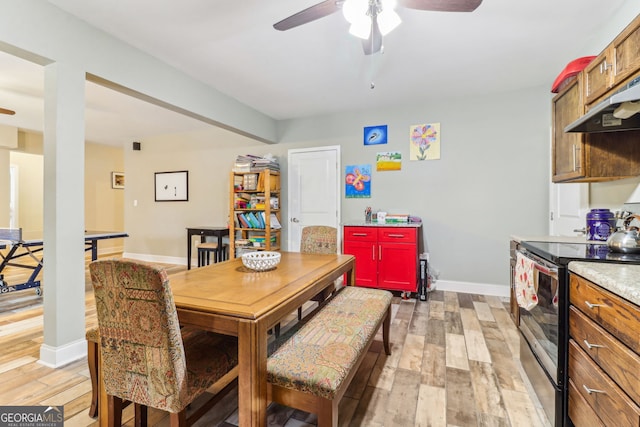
top-left (267, 212), bottom-right (282, 229)
top-left (246, 212), bottom-right (260, 228)
top-left (237, 213), bottom-right (251, 228)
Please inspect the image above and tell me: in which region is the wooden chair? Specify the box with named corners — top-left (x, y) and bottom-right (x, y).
top-left (298, 225), bottom-right (338, 320)
top-left (89, 259), bottom-right (239, 427)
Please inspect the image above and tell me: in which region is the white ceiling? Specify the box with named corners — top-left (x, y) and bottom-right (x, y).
top-left (0, 0), bottom-right (629, 146)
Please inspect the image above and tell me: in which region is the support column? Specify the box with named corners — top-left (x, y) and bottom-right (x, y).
top-left (0, 125), bottom-right (18, 227)
top-left (39, 62), bottom-right (86, 367)
top-left (0, 148), bottom-right (9, 226)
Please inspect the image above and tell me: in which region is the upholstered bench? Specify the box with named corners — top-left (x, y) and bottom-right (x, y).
top-left (267, 286), bottom-right (392, 427)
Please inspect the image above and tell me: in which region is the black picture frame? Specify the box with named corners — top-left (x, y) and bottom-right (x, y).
top-left (154, 170), bottom-right (189, 202)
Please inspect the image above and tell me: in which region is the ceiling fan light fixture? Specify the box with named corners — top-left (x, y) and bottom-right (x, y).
top-left (378, 8), bottom-right (401, 35)
top-left (342, 0), bottom-right (369, 24)
top-left (349, 16), bottom-right (372, 39)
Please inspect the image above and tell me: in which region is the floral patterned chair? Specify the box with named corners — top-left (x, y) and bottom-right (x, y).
top-left (89, 259), bottom-right (239, 426)
top-left (298, 225), bottom-right (338, 320)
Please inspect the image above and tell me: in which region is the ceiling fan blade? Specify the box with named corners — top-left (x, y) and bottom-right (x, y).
top-left (0, 107), bottom-right (15, 115)
top-left (362, 15), bottom-right (383, 55)
top-left (398, 0), bottom-right (482, 12)
top-left (274, 1), bottom-right (343, 31)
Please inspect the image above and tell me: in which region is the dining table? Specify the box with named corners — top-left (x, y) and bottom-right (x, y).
top-left (168, 251), bottom-right (354, 426)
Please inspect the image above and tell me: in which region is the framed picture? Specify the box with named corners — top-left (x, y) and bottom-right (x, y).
top-left (111, 172), bottom-right (125, 189)
top-left (154, 170), bottom-right (189, 202)
top-left (363, 125), bottom-right (388, 145)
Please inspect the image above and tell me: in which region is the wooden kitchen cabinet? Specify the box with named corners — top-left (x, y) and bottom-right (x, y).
top-left (343, 225), bottom-right (420, 293)
top-left (583, 50), bottom-right (613, 105)
top-left (584, 13), bottom-right (640, 106)
top-left (611, 14), bottom-right (640, 92)
top-left (552, 76), bottom-right (640, 183)
top-left (567, 273), bottom-right (640, 426)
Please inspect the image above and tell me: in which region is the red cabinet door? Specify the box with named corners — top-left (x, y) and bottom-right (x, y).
top-left (343, 227), bottom-right (377, 288)
top-left (378, 241), bottom-right (418, 292)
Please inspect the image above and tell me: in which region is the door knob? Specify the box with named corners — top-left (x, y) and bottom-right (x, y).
top-left (291, 218), bottom-right (300, 223)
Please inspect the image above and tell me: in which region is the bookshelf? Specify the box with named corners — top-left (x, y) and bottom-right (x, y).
top-left (229, 170), bottom-right (281, 258)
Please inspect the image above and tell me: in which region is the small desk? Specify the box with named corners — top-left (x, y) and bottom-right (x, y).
top-left (186, 226), bottom-right (229, 270)
top-left (143, 252), bottom-right (354, 427)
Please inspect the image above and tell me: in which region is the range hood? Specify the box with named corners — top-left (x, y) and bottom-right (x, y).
top-left (565, 77), bottom-right (640, 133)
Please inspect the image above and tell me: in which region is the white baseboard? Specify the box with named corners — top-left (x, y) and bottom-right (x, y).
top-left (433, 279), bottom-right (509, 298)
top-left (39, 339), bottom-right (86, 368)
top-left (122, 252), bottom-right (188, 266)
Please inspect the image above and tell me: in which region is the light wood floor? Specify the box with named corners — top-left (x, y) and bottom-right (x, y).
top-left (0, 255), bottom-right (550, 427)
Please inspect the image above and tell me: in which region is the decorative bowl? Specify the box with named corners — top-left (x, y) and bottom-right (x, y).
top-left (242, 251), bottom-right (281, 271)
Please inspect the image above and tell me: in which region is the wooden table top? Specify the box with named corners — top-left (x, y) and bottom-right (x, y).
top-left (169, 251), bottom-right (355, 320)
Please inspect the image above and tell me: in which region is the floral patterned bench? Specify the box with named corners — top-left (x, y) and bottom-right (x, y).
top-left (267, 286), bottom-right (392, 427)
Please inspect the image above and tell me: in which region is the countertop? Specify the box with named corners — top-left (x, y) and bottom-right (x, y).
top-left (510, 235), bottom-right (594, 244)
top-left (342, 221), bottom-right (422, 228)
top-left (569, 261), bottom-right (640, 306)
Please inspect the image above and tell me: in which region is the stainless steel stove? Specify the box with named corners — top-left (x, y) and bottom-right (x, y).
top-left (515, 240), bottom-right (640, 426)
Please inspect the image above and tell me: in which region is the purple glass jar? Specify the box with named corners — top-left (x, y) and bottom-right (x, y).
top-left (586, 209), bottom-right (616, 241)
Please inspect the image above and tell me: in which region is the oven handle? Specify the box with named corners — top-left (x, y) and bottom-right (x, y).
top-left (516, 249), bottom-right (559, 280)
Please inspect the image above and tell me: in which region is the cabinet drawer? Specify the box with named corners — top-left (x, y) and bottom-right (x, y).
top-left (378, 227), bottom-right (416, 243)
top-left (570, 274), bottom-right (640, 354)
top-left (568, 378), bottom-right (605, 427)
top-left (343, 226), bottom-right (377, 242)
top-left (569, 306), bottom-right (640, 405)
top-left (569, 340), bottom-right (640, 427)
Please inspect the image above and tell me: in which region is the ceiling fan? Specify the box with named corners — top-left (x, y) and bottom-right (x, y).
top-left (274, 0), bottom-right (483, 55)
top-left (0, 107), bottom-right (15, 115)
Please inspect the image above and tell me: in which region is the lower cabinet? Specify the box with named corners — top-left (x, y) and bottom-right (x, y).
top-left (343, 226), bottom-right (419, 293)
top-left (568, 273), bottom-right (640, 426)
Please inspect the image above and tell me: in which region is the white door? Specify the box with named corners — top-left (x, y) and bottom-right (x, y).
top-left (288, 146), bottom-right (341, 252)
top-left (549, 182), bottom-right (589, 236)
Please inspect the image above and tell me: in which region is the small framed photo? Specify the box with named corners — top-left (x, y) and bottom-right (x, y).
top-left (154, 170), bottom-right (189, 202)
top-left (111, 172), bottom-right (125, 189)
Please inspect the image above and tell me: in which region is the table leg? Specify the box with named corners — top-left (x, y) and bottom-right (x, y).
top-left (217, 233), bottom-right (224, 263)
top-left (237, 320), bottom-right (268, 427)
top-left (187, 231), bottom-right (193, 270)
top-left (91, 240), bottom-right (98, 261)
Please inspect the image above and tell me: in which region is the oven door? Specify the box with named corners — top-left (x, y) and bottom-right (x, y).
top-left (516, 249), bottom-right (560, 384)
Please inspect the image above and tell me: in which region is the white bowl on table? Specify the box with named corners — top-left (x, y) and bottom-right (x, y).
top-left (241, 251), bottom-right (281, 271)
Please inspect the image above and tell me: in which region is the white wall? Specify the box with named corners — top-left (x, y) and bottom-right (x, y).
top-left (125, 84), bottom-right (551, 289)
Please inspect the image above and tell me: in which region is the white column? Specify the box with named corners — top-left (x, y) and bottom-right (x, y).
top-left (39, 62), bottom-right (86, 367)
top-left (0, 148), bottom-right (9, 227)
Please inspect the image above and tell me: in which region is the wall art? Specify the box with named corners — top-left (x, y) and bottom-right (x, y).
top-left (376, 152), bottom-right (401, 171)
top-left (154, 170), bottom-right (189, 201)
top-left (363, 125), bottom-right (387, 145)
top-left (410, 123), bottom-right (441, 160)
top-left (111, 172), bottom-right (124, 189)
top-left (345, 164), bottom-right (371, 198)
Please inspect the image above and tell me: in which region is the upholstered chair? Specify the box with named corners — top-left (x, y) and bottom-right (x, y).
top-left (89, 259), bottom-right (238, 427)
top-left (298, 226), bottom-right (338, 320)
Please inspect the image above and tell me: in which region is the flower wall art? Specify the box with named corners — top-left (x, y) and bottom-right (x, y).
top-left (410, 123), bottom-right (441, 160)
top-left (345, 164), bottom-right (371, 198)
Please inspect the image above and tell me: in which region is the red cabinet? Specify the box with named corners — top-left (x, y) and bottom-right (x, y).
top-left (343, 226), bottom-right (419, 293)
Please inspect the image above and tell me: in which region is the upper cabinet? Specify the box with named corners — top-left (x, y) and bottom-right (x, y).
top-left (583, 50), bottom-right (613, 105)
top-left (552, 13), bottom-right (640, 183)
top-left (584, 14), bottom-right (640, 106)
top-left (553, 77), bottom-right (587, 181)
